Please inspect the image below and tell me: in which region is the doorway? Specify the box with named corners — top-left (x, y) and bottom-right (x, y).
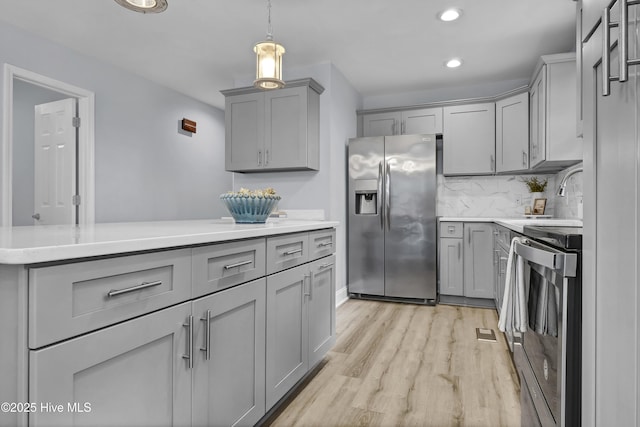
top-left (1, 64), bottom-right (95, 226)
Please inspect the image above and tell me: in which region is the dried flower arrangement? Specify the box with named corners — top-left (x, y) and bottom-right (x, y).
top-left (520, 176), bottom-right (548, 193)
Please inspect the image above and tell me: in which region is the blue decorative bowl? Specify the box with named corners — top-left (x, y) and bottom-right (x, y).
top-left (220, 194), bottom-right (281, 223)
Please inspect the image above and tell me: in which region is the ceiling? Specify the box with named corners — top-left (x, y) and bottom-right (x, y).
top-left (0, 0), bottom-right (577, 109)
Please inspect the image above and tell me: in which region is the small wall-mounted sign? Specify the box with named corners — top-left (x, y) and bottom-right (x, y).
top-left (181, 118), bottom-right (197, 133)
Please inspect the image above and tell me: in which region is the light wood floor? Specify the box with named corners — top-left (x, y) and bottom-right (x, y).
top-left (267, 299), bottom-right (521, 427)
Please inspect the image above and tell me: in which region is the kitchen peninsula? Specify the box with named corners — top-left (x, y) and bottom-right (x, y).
top-left (0, 219), bottom-right (338, 427)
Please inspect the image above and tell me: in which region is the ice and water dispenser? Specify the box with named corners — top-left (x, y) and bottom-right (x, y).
top-left (354, 179), bottom-right (378, 215)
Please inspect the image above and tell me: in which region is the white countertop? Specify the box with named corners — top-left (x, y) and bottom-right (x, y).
top-left (0, 219), bottom-right (339, 265)
top-left (439, 217), bottom-right (583, 233)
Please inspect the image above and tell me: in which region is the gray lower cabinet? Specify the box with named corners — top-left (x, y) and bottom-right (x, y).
top-left (463, 223), bottom-right (495, 299)
top-left (266, 254), bottom-right (336, 409)
top-left (29, 302), bottom-right (193, 427)
top-left (439, 237), bottom-right (464, 296)
top-left (192, 278), bottom-right (266, 427)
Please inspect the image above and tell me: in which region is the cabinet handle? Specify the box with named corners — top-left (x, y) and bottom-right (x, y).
top-left (303, 273), bottom-right (311, 297)
top-left (283, 248), bottom-right (303, 256)
top-left (490, 154), bottom-right (495, 172)
top-left (401, 119), bottom-right (406, 134)
top-left (468, 230), bottom-right (471, 245)
top-left (317, 241), bottom-right (333, 247)
top-left (200, 310), bottom-right (211, 361)
top-left (522, 151), bottom-right (527, 167)
top-left (258, 150), bottom-right (262, 166)
top-left (602, 6), bottom-right (612, 96)
top-left (183, 316), bottom-right (193, 369)
top-left (458, 241), bottom-right (461, 259)
top-left (448, 226), bottom-right (455, 234)
top-left (265, 149), bottom-right (270, 166)
top-left (223, 260), bottom-right (252, 270)
top-left (107, 280), bottom-right (162, 298)
top-left (319, 262), bottom-right (334, 269)
top-left (620, 0), bottom-right (628, 83)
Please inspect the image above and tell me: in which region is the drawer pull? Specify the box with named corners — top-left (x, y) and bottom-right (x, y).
top-left (317, 241), bottom-right (333, 247)
top-left (223, 260), bottom-right (252, 270)
top-left (319, 263), bottom-right (334, 269)
top-left (283, 248), bottom-right (303, 256)
top-left (107, 280), bottom-right (163, 298)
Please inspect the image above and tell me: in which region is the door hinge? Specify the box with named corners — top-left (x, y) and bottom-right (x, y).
top-left (72, 117), bottom-right (81, 128)
top-left (72, 194), bottom-right (81, 206)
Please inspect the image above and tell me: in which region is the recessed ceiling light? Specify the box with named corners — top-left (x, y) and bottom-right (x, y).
top-left (438, 8), bottom-right (462, 22)
top-left (114, 0), bottom-right (168, 13)
top-left (445, 58), bottom-right (463, 68)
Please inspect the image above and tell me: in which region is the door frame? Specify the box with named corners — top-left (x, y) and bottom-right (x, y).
top-left (2, 63), bottom-right (95, 226)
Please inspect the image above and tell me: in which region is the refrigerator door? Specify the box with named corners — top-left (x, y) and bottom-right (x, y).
top-left (347, 137), bottom-right (385, 296)
top-left (384, 135), bottom-right (437, 300)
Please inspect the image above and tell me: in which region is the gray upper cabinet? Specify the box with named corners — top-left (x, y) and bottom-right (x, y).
top-left (529, 53), bottom-right (582, 171)
top-left (361, 107), bottom-right (443, 137)
top-left (222, 78), bottom-right (324, 172)
top-left (463, 223), bottom-right (495, 299)
top-left (496, 92), bottom-right (529, 173)
top-left (443, 102), bottom-right (496, 175)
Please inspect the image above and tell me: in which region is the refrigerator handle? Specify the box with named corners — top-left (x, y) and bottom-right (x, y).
top-left (378, 161), bottom-right (384, 229)
top-left (385, 161), bottom-right (391, 230)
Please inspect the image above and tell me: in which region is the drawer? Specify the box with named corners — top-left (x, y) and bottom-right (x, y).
top-left (266, 232), bottom-right (309, 275)
top-left (440, 222), bottom-right (463, 238)
top-left (192, 238), bottom-right (266, 298)
top-left (29, 249), bottom-right (191, 349)
top-left (309, 228), bottom-right (336, 261)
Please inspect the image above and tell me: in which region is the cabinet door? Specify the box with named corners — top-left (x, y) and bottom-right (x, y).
top-left (225, 92), bottom-right (265, 171)
top-left (439, 238), bottom-right (464, 296)
top-left (463, 223), bottom-right (495, 299)
top-left (496, 92), bottom-right (529, 173)
top-left (192, 279), bottom-right (266, 427)
top-left (308, 255), bottom-right (336, 368)
top-left (362, 112), bottom-right (400, 136)
top-left (585, 21), bottom-right (639, 425)
top-left (266, 265), bottom-right (309, 409)
top-left (443, 103), bottom-right (496, 175)
top-left (265, 86), bottom-right (310, 169)
top-left (529, 67), bottom-right (547, 168)
top-left (402, 107), bottom-right (443, 135)
top-left (29, 302), bottom-right (192, 427)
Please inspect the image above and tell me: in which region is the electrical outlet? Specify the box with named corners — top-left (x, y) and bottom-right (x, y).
top-left (515, 194), bottom-right (522, 206)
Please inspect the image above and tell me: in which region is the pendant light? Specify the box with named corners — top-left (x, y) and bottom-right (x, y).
top-left (114, 0), bottom-right (167, 13)
top-left (254, 0), bottom-right (285, 90)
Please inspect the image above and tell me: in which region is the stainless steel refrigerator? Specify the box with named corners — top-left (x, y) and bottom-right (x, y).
top-left (347, 134), bottom-right (437, 303)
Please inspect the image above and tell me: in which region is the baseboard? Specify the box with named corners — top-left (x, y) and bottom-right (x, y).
top-left (336, 287), bottom-right (348, 307)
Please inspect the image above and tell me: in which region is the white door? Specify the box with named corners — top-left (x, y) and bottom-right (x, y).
top-left (34, 98), bottom-right (76, 225)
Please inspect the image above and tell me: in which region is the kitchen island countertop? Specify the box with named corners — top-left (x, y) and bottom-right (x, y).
top-left (0, 219), bottom-right (339, 264)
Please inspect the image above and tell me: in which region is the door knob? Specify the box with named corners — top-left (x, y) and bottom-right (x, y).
top-left (32, 213), bottom-right (40, 220)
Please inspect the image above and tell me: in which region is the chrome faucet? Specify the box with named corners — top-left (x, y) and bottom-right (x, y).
top-left (556, 163), bottom-right (583, 197)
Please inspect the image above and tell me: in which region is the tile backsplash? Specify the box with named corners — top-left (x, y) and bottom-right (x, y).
top-left (437, 164), bottom-right (583, 219)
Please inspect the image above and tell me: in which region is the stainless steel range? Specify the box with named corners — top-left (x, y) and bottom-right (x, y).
top-left (513, 225), bottom-right (582, 427)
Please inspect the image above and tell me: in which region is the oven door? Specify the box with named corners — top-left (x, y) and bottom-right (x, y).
top-left (514, 238), bottom-right (578, 427)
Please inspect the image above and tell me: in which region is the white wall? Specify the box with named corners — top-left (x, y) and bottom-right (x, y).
top-left (0, 21), bottom-right (231, 223)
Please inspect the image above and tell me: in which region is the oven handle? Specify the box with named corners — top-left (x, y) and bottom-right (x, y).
top-left (513, 239), bottom-right (577, 278)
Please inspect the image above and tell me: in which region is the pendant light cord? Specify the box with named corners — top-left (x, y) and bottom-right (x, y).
top-left (266, 0), bottom-right (273, 41)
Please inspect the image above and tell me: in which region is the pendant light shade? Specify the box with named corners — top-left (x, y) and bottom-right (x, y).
top-left (254, 40), bottom-right (285, 89)
top-left (254, 0), bottom-right (285, 90)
